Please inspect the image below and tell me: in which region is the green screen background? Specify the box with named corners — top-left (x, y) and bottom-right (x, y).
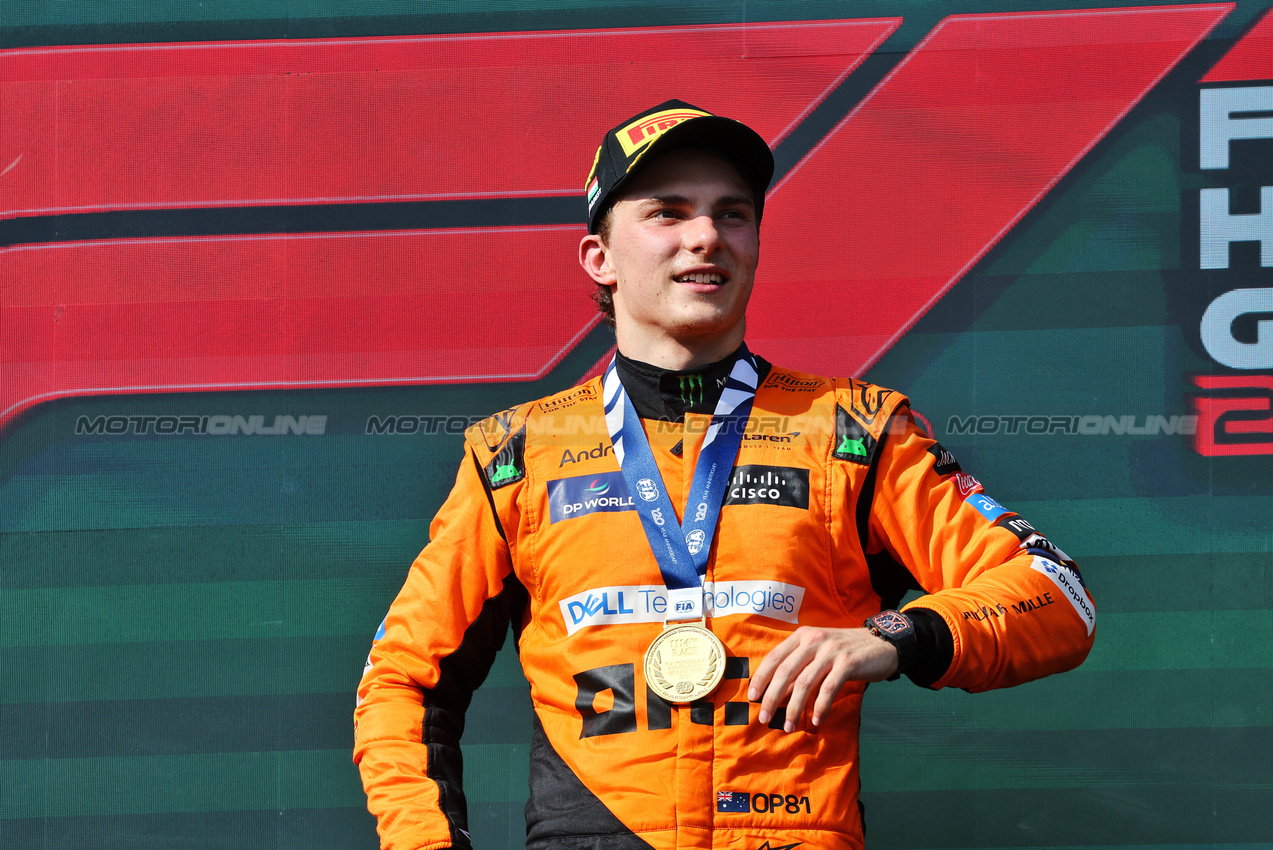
top-left (3, 2), bottom-right (1272, 848)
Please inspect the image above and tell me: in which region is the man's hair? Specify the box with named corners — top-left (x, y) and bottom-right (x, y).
top-left (592, 207), bottom-right (617, 327)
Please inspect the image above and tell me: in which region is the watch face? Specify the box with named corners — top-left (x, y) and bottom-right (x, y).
top-left (873, 610), bottom-right (910, 636)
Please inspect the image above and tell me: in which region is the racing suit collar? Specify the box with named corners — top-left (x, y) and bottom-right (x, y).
top-left (614, 346), bottom-right (745, 422)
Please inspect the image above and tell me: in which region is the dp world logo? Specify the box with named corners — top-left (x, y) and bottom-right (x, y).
top-left (547, 472), bottom-right (635, 524)
top-left (635, 478), bottom-right (659, 501)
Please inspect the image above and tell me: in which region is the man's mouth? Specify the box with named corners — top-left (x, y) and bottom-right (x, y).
top-left (674, 271), bottom-right (727, 285)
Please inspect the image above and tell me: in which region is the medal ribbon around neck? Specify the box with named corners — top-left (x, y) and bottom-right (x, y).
top-left (602, 347), bottom-right (759, 623)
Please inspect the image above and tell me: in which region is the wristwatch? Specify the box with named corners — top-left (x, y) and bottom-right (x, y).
top-left (863, 609), bottom-right (917, 679)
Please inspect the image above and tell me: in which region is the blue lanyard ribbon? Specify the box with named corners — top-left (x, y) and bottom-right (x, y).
top-left (602, 347), bottom-right (759, 622)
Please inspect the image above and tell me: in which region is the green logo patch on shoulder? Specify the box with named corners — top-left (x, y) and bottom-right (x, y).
top-left (833, 405), bottom-right (877, 465)
top-left (483, 426), bottom-right (527, 488)
top-left (836, 435), bottom-right (867, 457)
top-left (490, 463), bottom-right (519, 484)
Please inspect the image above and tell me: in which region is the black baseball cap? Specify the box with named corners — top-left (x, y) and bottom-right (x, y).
top-left (584, 99), bottom-right (775, 234)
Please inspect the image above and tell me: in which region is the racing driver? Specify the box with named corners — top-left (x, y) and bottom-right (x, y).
top-left (353, 99), bottom-right (1097, 850)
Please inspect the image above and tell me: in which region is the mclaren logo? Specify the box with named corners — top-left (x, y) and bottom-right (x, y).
top-left (616, 108), bottom-right (710, 156)
top-left (757, 842), bottom-right (802, 850)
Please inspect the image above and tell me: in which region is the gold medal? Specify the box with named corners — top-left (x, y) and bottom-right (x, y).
top-left (644, 623), bottom-right (726, 704)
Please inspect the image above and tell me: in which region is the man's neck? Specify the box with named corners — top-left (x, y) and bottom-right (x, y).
top-left (614, 348), bottom-right (738, 422)
top-left (614, 326), bottom-right (745, 371)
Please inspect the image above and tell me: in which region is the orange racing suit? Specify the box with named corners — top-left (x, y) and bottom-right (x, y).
top-left (353, 359), bottom-right (1096, 850)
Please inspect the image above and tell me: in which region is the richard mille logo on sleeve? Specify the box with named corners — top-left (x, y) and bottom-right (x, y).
top-left (723, 465), bottom-right (809, 509)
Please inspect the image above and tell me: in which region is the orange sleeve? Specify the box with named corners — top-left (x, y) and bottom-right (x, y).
top-left (866, 406), bottom-right (1096, 692)
top-left (353, 443), bottom-right (526, 850)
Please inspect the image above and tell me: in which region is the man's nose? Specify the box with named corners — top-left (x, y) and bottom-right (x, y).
top-left (682, 214), bottom-right (721, 252)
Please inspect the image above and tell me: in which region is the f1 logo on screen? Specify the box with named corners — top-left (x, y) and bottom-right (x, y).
top-left (1190, 11), bottom-right (1273, 456)
top-left (0, 5), bottom-right (1245, 443)
top-left (1191, 375), bottom-right (1273, 455)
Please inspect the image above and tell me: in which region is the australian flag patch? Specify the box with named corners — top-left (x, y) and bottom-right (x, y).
top-left (717, 791), bottom-right (751, 813)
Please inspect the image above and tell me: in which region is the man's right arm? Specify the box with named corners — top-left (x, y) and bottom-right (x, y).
top-left (354, 442), bottom-right (526, 850)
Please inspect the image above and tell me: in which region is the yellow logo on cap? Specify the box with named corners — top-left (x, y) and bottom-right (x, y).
top-left (615, 108), bottom-right (711, 157)
top-left (584, 145), bottom-right (602, 193)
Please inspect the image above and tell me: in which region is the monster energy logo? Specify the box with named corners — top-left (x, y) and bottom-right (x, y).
top-left (678, 374), bottom-right (704, 405)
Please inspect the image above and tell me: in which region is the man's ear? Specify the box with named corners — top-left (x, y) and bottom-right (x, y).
top-left (579, 233), bottom-right (616, 285)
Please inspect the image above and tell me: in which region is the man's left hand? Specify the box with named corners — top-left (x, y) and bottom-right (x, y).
top-left (747, 626), bottom-right (899, 731)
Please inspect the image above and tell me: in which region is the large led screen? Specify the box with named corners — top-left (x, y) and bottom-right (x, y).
top-left (2, 2), bottom-right (1272, 848)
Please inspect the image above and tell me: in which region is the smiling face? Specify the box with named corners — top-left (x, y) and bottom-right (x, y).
top-left (578, 148), bottom-right (760, 369)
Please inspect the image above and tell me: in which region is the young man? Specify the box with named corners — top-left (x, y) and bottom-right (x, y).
top-left (354, 100), bottom-right (1096, 850)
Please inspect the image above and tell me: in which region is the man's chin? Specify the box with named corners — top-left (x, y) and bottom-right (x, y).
top-left (665, 309), bottom-right (745, 343)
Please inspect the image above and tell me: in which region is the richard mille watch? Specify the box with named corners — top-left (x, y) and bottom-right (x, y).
top-left (864, 609), bottom-right (918, 679)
